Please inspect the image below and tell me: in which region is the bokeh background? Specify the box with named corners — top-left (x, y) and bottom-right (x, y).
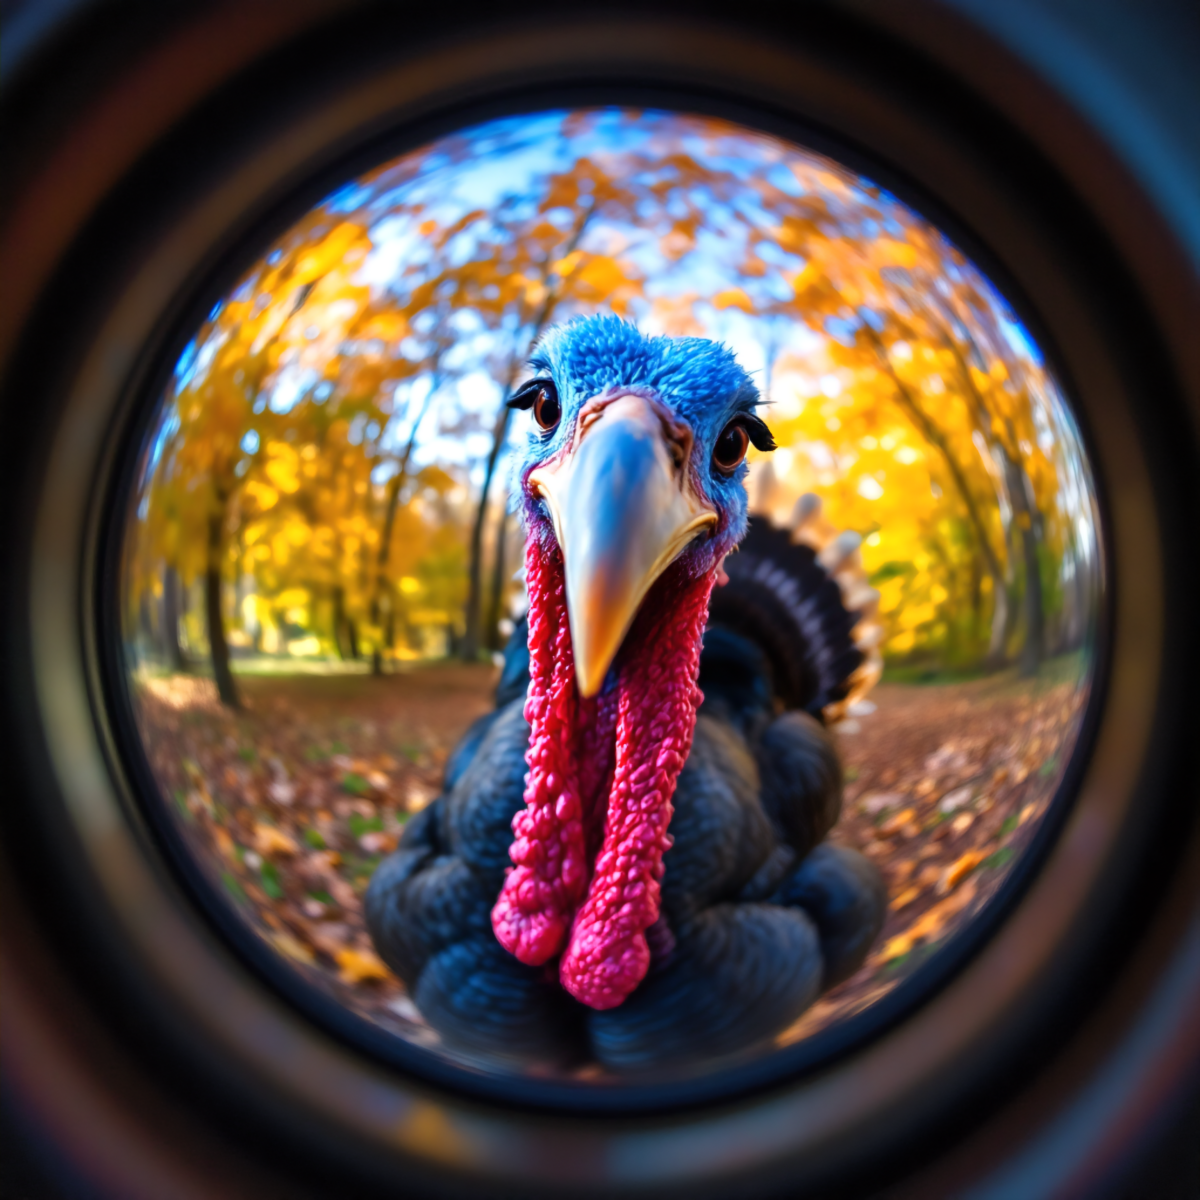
top-left (121, 110), bottom-right (1101, 1067)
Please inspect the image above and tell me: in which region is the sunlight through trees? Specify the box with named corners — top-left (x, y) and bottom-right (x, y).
top-left (126, 110), bottom-right (1098, 705)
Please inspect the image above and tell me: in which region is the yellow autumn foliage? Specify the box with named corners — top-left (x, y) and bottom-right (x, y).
top-left (125, 110), bottom-right (1096, 691)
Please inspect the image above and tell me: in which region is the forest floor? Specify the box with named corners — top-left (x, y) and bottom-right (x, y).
top-left (132, 655), bottom-right (1088, 1064)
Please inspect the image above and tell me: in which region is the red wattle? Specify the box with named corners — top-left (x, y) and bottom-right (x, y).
top-left (558, 569), bottom-right (713, 1009)
top-left (492, 533), bottom-right (714, 1009)
top-left (490, 539), bottom-right (591, 965)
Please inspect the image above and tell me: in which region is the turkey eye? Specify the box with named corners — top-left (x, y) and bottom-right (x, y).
top-left (533, 382), bottom-right (561, 431)
top-left (713, 420), bottom-right (751, 474)
top-left (506, 377), bottom-right (561, 431)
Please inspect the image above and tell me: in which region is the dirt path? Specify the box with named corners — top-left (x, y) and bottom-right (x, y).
top-left (132, 658), bottom-right (1088, 1061)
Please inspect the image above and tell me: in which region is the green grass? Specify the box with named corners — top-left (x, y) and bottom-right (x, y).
top-left (341, 772), bottom-right (371, 797)
top-left (259, 860), bottom-right (285, 899)
top-left (230, 656), bottom-right (374, 677)
top-left (880, 648), bottom-right (1090, 691)
top-left (348, 812), bottom-right (383, 837)
top-left (221, 872), bottom-right (248, 904)
top-left (880, 662), bottom-right (990, 686)
top-left (983, 846), bottom-right (1016, 871)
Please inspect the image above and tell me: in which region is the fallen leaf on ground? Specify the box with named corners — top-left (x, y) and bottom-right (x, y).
top-left (337, 946), bottom-right (392, 984)
top-left (878, 807), bottom-right (918, 837)
top-left (254, 823), bottom-right (299, 858)
top-left (939, 785), bottom-right (975, 813)
top-left (132, 662), bottom-right (1086, 1047)
top-left (940, 850), bottom-right (986, 893)
top-left (271, 931), bottom-right (315, 964)
top-left (359, 831), bottom-right (398, 854)
top-left (268, 780), bottom-right (296, 806)
top-left (860, 791), bottom-right (905, 815)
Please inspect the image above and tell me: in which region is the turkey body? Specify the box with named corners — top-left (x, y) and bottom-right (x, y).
top-left (367, 519), bottom-right (886, 1073)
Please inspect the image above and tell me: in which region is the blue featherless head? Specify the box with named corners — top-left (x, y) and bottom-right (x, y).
top-left (509, 314), bottom-right (772, 563)
top-left (505, 314), bottom-right (776, 696)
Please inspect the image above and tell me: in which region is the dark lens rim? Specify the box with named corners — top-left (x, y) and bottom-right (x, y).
top-left (7, 4), bottom-right (1192, 1193)
top-left (93, 84), bottom-right (1111, 1119)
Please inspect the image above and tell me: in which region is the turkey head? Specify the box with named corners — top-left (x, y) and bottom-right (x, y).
top-left (491, 316), bottom-right (774, 1009)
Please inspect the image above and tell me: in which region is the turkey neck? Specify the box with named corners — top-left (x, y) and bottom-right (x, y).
top-left (489, 539), bottom-right (591, 967)
top-left (559, 563), bottom-right (711, 1009)
top-left (491, 537), bottom-right (713, 1009)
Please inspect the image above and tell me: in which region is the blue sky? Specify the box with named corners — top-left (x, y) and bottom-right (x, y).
top-left (156, 108), bottom-right (1084, 546)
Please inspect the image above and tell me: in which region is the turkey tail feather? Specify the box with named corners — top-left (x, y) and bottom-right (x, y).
top-left (708, 499), bottom-right (883, 721)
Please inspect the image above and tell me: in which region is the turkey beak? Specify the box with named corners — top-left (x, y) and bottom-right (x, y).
top-left (529, 394), bottom-right (717, 698)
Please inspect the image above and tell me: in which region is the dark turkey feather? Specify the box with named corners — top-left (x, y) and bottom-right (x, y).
top-left (366, 514), bottom-right (885, 1072)
top-left (708, 516), bottom-right (865, 715)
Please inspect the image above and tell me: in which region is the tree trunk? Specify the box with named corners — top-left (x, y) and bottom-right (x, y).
top-left (462, 409), bottom-right (511, 660)
top-left (868, 332), bottom-right (1010, 668)
top-left (1009, 462), bottom-right (1046, 676)
top-left (1000, 452), bottom-right (1045, 677)
top-left (161, 565), bottom-right (186, 671)
top-left (485, 502), bottom-right (510, 651)
top-left (369, 381), bottom-right (439, 674)
top-left (205, 513), bottom-right (239, 708)
top-left (461, 201), bottom-right (596, 660)
top-left (969, 550), bottom-right (983, 649)
top-left (1071, 545), bottom-right (1091, 653)
top-left (938, 328), bottom-right (1047, 674)
top-left (384, 600), bottom-right (399, 668)
top-left (1018, 521), bottom-right (1045, 674)
top-left (332, 585), bottom-right (351, 661)
top-left (986, 575), bottom-right (1009, 667)
top-left (138, 590), bottom-right (154, 650)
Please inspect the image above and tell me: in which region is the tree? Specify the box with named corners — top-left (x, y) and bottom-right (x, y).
top-left (144, 213), bottom-right (375, 704)
top-left (719, 153), bottom-right (1070, 669)
top-left (129, 110), bottom-right (1092, 686)
top-left (369, 370), bottom-right (442, 671)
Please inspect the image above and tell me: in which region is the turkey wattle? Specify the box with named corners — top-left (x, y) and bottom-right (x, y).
top-left (366, 316), bottom-right (885, 1071)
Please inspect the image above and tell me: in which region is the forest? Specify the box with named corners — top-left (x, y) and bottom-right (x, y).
top-left (121, 109), bottom-right (1101, 1049)
top-left (126, 109), bottom-right (1099, 706)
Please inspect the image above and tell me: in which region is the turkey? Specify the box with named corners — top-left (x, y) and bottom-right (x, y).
top-left (366, 315), bottom-right (886, 1072)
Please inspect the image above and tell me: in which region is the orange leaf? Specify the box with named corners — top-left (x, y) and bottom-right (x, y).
top-left (711, 287), bottom-right (755, 313)
top-left (941, 851), bottom-right (985, 893)
top-left (254, 823), bottom-right (299, 858)
top-left (336, 947), bottom-right (392, 984)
